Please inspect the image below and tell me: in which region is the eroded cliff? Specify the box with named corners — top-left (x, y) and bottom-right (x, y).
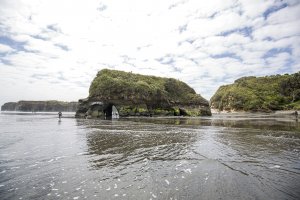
top-left (210, 72), bottom-right (300, 112)
top-left (76, 69), bottom-right (211, 118)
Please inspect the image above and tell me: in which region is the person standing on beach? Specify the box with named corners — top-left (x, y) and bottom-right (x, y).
top-left (58, 111), bottom-right (62, 119)
top-left (295, 111), bottom-right (298, 119)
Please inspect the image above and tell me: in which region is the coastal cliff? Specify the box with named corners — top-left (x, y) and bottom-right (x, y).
top-left (76, 69), bottom-right (211, 118)
top-left (210, 72), bottom-right (300, 112)
top-left (1, 101), bottom-right (78, 112)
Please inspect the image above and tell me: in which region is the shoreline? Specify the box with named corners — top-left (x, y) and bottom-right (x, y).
top-left (1, 110), bottom-right (299, 120)
top-left (211, 109), bottom-right (299, 116)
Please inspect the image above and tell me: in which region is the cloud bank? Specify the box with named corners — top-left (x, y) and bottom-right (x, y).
top-left (0, 0), bottom-right (299, 106)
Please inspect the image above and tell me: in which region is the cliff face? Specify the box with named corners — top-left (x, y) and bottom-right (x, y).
top-left (76, 69), bottom-right (211, 118)
top-left (1, 102), bottom-right (17, 111)
top-left (210, 72), bottom-right (300, 112)
top-left (1, 101), bottom-right (78, 112)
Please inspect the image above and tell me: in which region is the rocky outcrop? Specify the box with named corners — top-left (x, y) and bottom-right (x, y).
top-left (210, 72), bottom-right (300, 112)
top-left (1, 101), bottom-right (78, 112)
top-left (76, 69), bottom-right (211, 118)
top-left (1, 102), bottom-right (17, 111)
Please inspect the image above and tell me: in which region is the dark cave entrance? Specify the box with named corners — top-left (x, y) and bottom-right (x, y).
top-left (103, 104), bottom-right (119, 119)
top-left (104, 104), bottom-right (112, 118)
top-left (179, 108), bottom-right (188, 116)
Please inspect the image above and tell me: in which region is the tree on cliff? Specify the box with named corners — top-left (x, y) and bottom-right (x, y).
top-left (280, 72), bottom-right (300, 102)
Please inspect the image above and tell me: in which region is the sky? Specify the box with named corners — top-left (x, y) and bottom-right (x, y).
top-left (0, 0), bottom-right (300, 106)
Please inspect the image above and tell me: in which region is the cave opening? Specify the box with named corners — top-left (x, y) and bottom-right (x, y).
top-left (179, 108), bottom-right (188, 116)
top-left (103, 104), bottom-right (119, 119)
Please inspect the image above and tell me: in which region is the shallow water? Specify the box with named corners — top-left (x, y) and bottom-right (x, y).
top-left (0, 112), bottom-right (299, 200)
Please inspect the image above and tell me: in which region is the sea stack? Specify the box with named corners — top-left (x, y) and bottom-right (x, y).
top-left (76, 69), bottom-right (211, 118)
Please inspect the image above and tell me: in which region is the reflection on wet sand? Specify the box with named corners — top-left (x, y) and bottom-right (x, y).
top-left (1, 113), bottom-right (299, 200)
top-left (75, 115), bottom-right (300, 199)
top-left (77, 119), bottom-right (198, 169)
top-left (125, 115), bottom-right (300, 131)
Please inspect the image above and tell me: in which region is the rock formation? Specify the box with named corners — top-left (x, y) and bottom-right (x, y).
top-left (1, 101), bottom-right (78, 112)
top-left (76, 69), bottom-right (211, 118)
top-left (210, 72), bottom-right (300, 112)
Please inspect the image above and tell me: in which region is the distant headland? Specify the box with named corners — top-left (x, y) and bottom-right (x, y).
top-left (210, 71), bottom-right (300, 113)
top-left (1, 101), bottom-right (78, 112)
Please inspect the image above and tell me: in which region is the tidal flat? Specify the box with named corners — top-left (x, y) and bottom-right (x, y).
top-left (0, 112), bottom-right (299, 200)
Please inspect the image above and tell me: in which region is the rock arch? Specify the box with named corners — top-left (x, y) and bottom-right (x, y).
top-left (103, 103), bottom-right (119, 119)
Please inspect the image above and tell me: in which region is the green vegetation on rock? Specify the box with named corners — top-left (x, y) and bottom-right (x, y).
top-left (210, 72), bottom-right (300, 112)
top-left (89, 69), bottom-right (204, 105)
top-left (76, 69), bottom-right (211, 117)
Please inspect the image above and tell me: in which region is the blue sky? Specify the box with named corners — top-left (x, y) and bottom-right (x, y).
top-left (0, 0), bottom-right (300, 106)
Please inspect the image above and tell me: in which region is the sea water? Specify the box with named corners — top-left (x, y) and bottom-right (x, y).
top-left (0, 112), bottom-right (299, 199)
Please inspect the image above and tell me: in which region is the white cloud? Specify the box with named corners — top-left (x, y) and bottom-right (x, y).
top-left (238, 0), bottom-right (275, 18)
top-left (267, 3), bottom-right (300, 24)
top-left (0, 0), bottom-right (300, 106)
top-left (0, 44), bottom-right (14, 53)
top-left (253, 20), bottom-right (300, 40)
